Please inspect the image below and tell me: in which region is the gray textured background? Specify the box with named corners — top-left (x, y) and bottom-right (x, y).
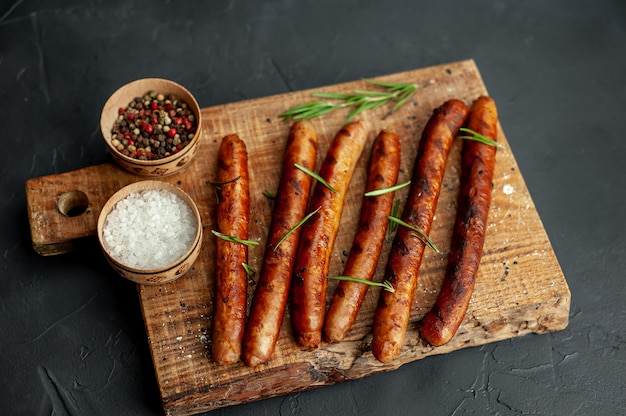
top-left (1, 1), bottom-right (624, 414)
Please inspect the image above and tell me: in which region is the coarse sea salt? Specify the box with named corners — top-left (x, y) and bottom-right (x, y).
top-left (102, 189), bottom-right (197, 270)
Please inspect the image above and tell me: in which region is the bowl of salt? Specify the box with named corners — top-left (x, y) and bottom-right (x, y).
top-left (97, 180), bottom-right (202, 285)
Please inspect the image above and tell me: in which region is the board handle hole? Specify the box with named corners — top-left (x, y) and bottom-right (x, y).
top-left (57, 190), bottom-right (90, 217)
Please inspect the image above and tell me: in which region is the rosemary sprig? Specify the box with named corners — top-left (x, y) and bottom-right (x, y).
top-left (386, 216), bottom-right (440, 253)
top-left (273, 206), bottom-right (321, 252)
top-left (364, 181), bottom-right (411, 197)
top-left (211, 230), bottom-right (259, 247)
top-left (326, 275), bottom-right (395, 293)
top-left (279, 79), bottom-right (422, 123)
top-left (294, 163), bottom-right (337, 194)
top-left (458, 128), bottom-right (504, 148)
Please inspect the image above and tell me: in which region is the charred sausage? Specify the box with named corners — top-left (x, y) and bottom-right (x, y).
top-left (421, 96), bottom-right (499, 346)
top-left (212, 134), bottom-right (250, 365)
top-left (323, 130), bottom-right (401, 343)
top-left (243, 120), bottom-right (319, 367)
top-left (372, 99), bottom-right (469, 364)
top-left (291, 120), bottom-right (369, 350)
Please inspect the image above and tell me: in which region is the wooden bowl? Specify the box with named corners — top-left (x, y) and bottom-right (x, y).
top-left (97, 181), bottom-right (203, 285)
top-left (100, 78), bottom-right (202, 177)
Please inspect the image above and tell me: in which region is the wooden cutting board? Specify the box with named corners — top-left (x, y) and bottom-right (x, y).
top-left (25, 60), bottom-right (570, 416)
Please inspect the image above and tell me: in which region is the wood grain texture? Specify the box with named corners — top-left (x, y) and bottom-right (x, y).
top-left (25, 60), bottom-right (570, 416)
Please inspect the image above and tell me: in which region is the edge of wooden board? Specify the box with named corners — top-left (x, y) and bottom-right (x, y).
top-left (145, 60), bottom-right (570, 415)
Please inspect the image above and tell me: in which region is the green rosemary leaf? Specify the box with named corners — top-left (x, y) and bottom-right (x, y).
top-left (281, 102), bottom-right (315, 114)
top-left (347, 100), bottom-right (385, 123)
top-left (242, 263), bottom-right (255, 278)
top-left (458, 127), bottom-right (504, 148)
top-left (278, 101), bottom-right (333, 120)
top-left (392, 93), bottom-right (413, 112)
top-left (381, 280), bottom-right (395, 292)
top-left (273, 206), bottom-right (321, 251)
top-left (364, 79), bottom-right (404, 88)
top-left (346, 104), bottom-right (367, 123)
top-left (209, 176), bottom-right (241, 204)
top-left (388, 199), bottom-right (401, 237)
top-left (208, 176), bottom-right (241, 186)
top-left (211, 230), bottom-right (259, 247)
top-left (364, 181), bottom-right (411, 197)
top-left (359, 99), bottom-right (389, 112)
top-left (294, 163), bottom-right (337, 194)
top-left (386, 216), bottom-right (440, 253)
top-left (352, 89), bottom-right (393, 97)
top-left (326, 275), bottom-right (395, 293)
top-left (345, 107), bottom-right (359, 124)
top-left (312, 92), bottom-right (355, 100)
top-left (306, 105), bottom-right (337, 119)
top-left (263, 190), bottom-right (276, 200)
top-left (297, 104), bottom-right (336, 120)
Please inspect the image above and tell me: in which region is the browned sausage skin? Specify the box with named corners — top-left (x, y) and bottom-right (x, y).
top-left (323, 130), bottom-right (401, 343)
top-left (372, 99), bottom-right (469, 364)
top-left (291, 120), bottom-right (369, 350)
top-left (421, 96), bottom-right (499, 347)
top-left (212, 134), bottom-right (250, 365)
top-left (243, 120), bottom-right (319, 367)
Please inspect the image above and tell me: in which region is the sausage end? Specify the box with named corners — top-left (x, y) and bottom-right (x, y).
top-left (243, 351), bottom-right (268, 367)
top-left (212, 341), bottom-right (242, 365)
top-left (323, 326), bottom-right (346, 344)
top-left (297, 331), bottom-right (321, 350)
top-left (372, 339), bottom-right (402, 364)
top-left (420, 314), bottom-right (451, 347)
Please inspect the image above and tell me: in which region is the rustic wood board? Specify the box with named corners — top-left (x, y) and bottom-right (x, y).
top-left (25, 60), bottom-right (570, 416)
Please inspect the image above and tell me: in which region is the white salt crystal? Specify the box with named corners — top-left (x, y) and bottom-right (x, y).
top-left (502, 184), bottom-right (514, 195)
top-left (102, 189), bottom-right (197, 270)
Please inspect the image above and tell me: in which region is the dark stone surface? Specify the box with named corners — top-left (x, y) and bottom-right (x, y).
top-left (1, 0), bottom-right (624, 414)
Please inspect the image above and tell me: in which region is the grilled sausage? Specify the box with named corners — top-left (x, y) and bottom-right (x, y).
top-left (372, 99), bottom-right (469, 364)
top-left (421, 96), bottom-right (499, 346)
top-left (323, 130), bottom-right (401, 343)
top-left (243, 120), bottom-right (319, 367)
top-left (212, 134), bottom-right (250, 365)
top-left (291, 120), bottom-right (369, 350)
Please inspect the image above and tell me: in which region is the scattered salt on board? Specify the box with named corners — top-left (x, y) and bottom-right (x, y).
top-left (102, 189), bottom-right (197, 269)
top-left (502, 184), bottom-right (514, 195)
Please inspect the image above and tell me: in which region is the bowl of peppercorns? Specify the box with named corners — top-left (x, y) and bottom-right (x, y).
top-left (100, 78), bottom-right (202, 177)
